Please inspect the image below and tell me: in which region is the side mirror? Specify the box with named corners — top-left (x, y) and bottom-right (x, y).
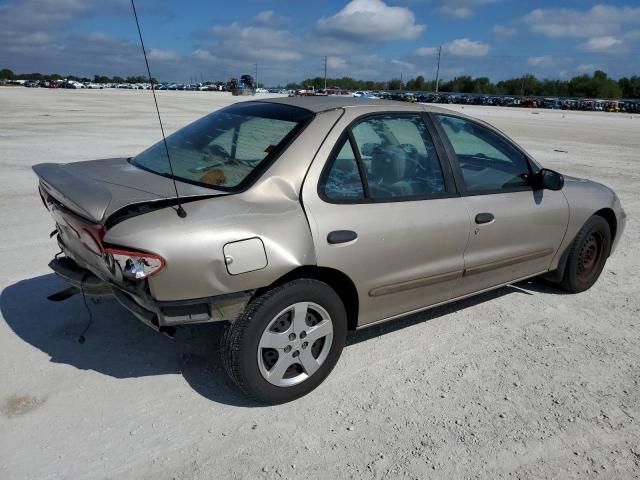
top-left (534, 168), bottom-right (564, 191)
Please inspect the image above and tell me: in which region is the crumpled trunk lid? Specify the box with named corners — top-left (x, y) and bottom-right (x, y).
top-left (33, 157), bottom-right (223, 224)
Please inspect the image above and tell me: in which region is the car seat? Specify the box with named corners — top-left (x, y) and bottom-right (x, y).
top-left (370, 145), bottom-right (413, 196)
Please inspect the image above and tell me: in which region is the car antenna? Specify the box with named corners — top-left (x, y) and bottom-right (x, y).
top-left (130, 0), bottom-right (186, 218)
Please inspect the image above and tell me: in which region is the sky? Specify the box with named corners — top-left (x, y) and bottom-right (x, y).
top-left (1, 0), bottom-right (640, 85)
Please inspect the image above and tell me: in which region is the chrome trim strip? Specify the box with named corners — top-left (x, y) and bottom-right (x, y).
top-left (357, 269), bottom-right (549, 329)
top-left (463, 248), bottom-right (555, 277)
top-left (369, 270), bottom-right (463, 297)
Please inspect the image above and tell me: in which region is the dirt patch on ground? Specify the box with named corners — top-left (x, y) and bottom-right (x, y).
top-left (1, 394), bottom-right (46, 418)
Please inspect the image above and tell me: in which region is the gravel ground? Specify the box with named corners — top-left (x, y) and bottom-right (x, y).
top-left (0, 88), bottom-right (639, 479)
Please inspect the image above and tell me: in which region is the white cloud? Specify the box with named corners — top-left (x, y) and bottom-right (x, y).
top-left (254, 11), bottom-right (275, 24)
top-left (209, 23), bottom-right (303, 62)
top-left (576, 64), bottom-right (597, 74)
top-left (493, 25), bottom-right (516, 37)
top-left (326, 56), bottom-right (347, 70)
top-left (147, 48), bottom-right (180, 62)
top-left (581, 36), bottom-right (623, 52)
top-left (416, 38), bottom-right (489, 57)
top-left (624, 30), bottom-right (640, 40)
top-left (319, 54), bottom-right (421, 80)
top-left (391, 59), bottom-right (414, 70)
top-left (190, 49), bottom-right (216, 62)
top-left (445, 38), bottom-right (489, 56)
top-left (316, 0), bottom-right (425, 41)
top-left (251, 10), bottom-right (288, 28)
top-left (522, 5), bottom-right (640, 38)
top-left (414, 46), bottom-right (439, 56)
top-left (438, 0), bottom-right (497, 19)
top-left (527, 55), bottom-right (554, 67)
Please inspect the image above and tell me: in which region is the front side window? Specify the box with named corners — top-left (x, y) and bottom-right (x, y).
top-left (351, 115), bottom-right (445, 199)
top-left (133, 102), bottom-right (312, 190)
top-left (436, 114), bottom-right (531, 192)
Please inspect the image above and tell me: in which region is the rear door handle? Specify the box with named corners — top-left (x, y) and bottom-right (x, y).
top-left (475, 213), bottom-right (495, 224)
top-left (327, 230), bottom-right (358, 244)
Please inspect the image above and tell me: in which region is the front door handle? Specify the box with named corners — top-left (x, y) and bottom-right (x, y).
top-left (475, 213), bottom-right (495, 224)
top-left (327, 230), bottom-right (358, 244)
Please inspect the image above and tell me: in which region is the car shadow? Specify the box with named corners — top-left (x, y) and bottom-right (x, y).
top-left (0, 273), bottom-right (256, 408)
top-left (347, 283), bottom-right (532, 345)
top-left (1, 273), bottom-right (556, 406)
top-left (514, 277), bottom-right (572, 296)
top-left (346, 276), bottom-right (570, 345)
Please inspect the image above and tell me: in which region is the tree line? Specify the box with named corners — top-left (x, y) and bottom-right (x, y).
top-left (290, 70), bottom-right (640, 99)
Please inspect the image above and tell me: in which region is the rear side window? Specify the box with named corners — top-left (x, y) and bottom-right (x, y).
top-left (351, 115), bottom-right (445, 199)
top-left (321, 115), bottom-right (447, 202)
top-left (323, 139), bottom-right (365, 200)
top-left (436, 114), bottom-right (531, 193)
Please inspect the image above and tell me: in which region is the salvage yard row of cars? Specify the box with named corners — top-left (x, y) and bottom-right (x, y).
top-left (10, 79), bottom-right (288, 93)
top-left (8, 79), bottom-right (640, 113)
top-left (373, 91), bottom-right (640, 113)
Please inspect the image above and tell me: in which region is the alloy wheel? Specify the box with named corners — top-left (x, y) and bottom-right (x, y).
top-left (257, 302), bottom-right (333, 387)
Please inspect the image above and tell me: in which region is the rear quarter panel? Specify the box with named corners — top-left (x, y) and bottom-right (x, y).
top-left (103, 109), bottom-right (344, 301)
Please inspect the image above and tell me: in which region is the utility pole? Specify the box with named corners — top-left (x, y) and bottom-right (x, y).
top-left (435, 45), bottom-right (442, 93)
top-left (254, 63), bottom-right (258, 89)
top-left (400, 72), bottom-right (403, 90)
top-left (324, 56), bottom-right (327, 90)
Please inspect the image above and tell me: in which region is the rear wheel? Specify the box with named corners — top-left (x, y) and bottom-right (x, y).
top-left (221, 279), bottom-right (347, 404)
top-left (559, 215), bottom-right (611, 293)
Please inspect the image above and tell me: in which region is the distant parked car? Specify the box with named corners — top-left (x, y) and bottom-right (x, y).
top-left (64, 81), bottom-right (85, 89)
top-left (34, 97), bottom-right (625, 403)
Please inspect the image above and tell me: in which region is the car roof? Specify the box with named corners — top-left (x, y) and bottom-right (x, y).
top-left (254, 96), bottom-right (455, 114)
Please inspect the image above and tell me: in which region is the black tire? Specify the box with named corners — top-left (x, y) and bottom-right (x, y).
top-left (221, 279), bottom-right (347, 404)
top-left (559, 215), bottom-right (611, 293)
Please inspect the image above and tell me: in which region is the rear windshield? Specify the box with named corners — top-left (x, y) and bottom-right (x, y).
top-left (132, 102), bottom-right (313, 190)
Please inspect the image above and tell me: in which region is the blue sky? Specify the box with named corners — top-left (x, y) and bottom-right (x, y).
top-left (1, 0), bottom-right (639, 84)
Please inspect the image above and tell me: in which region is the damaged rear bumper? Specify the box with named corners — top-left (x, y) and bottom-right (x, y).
top-left (49, 256), bottom-right (252, 334)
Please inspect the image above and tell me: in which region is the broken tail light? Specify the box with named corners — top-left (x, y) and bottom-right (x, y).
top-left (103, 247), bottom-right (165, 281)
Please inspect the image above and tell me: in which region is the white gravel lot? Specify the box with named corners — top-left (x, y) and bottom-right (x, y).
top-left (0, 88), bottom-right (639, 479)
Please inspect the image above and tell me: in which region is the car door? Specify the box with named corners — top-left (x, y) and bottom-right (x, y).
top-left (302, 111), bottom-right (471, 327)
top-left (432, 113), bottom-right (569, 297)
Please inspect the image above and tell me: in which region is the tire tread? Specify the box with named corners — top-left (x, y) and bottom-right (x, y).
top-left (221, 279), bottom-right (342, 403)
top-left (559, 215), bottom-right (610, 293)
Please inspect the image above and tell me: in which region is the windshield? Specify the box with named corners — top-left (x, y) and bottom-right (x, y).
top-left (132, 102), bottom-right (313, 190)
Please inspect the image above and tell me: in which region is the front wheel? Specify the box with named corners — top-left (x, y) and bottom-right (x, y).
top-left (559, 215), bottom-right (611, 293)
top-left (221, 279), bottom-right (347, 404)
